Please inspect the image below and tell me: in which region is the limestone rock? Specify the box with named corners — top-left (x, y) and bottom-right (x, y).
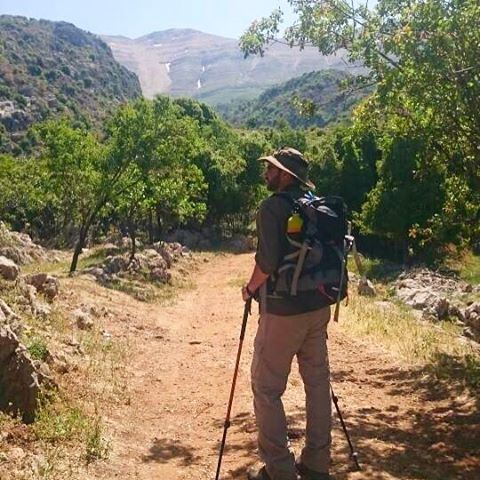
top-left (150, 267), bottom-right (171, 283)
top-left (32, 302), bottom-right (53, 319)
top-left (0, 325), bottom-right (47, 423)
top-left (358, 278), bottom-right (376, 296)
top-left (0, 256), bottom-right (19, 281)
top-left (103, 255), bottom-right (128, 275)
top-left (25, 274), bottom-right (60, 301)
top-left (0, 223), bottom-right (51, 265)
top-left (0, 299), bottom-right (19, 321)
top-left (72, 309), bottom-right (93, 330)
top-left (226, 234), bottom-right (255, 253)
top-left (464, 303), bottom-right (480, 340)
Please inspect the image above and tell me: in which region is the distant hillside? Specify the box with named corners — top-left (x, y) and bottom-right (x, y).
top-left (0, 15), bottom-right (141, 154)
top-left (102, 29), bottom-right (363, 105)
top-left (216, 70), bottom-right (369, 128)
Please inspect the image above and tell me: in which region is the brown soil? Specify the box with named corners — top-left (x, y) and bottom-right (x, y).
top-left (71, 253), bottom-right (479, 479)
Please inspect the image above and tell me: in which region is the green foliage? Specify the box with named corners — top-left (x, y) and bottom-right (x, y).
top-left (85, 415), bottom-right (110, 463)
top-left (0, 154), bottom-right (47, 235)
top-left (445, 251), bottom-right (480, 285)
top-left (0, 96), bottom-right (275, 259)
top-left (35, 120), bottom-right (106, 246)
top-left (0, 15), bottom-right (141, 154)
top-left (306, 125), bottom-right (378, 212)
top-left (27, 336), bottom-right (49, 361)
top-left (34, 395), bottom-right (110, 462)
top-left (241, 0), bottom-right (480, 258)
top-left (108, 97), bottom-right (209, 244)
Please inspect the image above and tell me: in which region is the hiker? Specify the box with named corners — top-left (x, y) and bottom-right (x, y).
top-left (242, 147), bottom-right (332, 480)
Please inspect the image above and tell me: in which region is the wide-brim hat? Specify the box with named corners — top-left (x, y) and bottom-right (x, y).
top-left (260, 147), bottom-right (315, 190)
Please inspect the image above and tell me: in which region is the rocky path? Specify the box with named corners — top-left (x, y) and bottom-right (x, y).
top-left (84, 253), bottom-right (479, 480)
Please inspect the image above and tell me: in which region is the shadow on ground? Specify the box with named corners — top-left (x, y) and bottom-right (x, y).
top-left (142, 437), bottom-right (201, 466)
top-left (329, 359), bottom-right (480, 480)
top-left (207, 361), bottom-right (480, 480)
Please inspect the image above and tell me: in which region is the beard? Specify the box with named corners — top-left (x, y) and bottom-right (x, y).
top-left (266, 170), bottom-right (281, 191)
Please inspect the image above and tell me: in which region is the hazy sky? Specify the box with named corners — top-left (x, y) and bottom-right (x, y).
top-left (0, 0), bottom-right (297, 39)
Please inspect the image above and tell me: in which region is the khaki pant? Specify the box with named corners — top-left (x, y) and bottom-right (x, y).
top-left (251, 307), bottom-right (331, 480)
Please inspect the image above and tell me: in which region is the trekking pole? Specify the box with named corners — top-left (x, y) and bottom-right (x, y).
top-left (214, 298), bottom-right (252, 480)
top-left (330, 384), bottom-right (361, 471)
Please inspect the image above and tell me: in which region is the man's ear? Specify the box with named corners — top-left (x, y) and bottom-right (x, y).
top-left (281, 170), bottom-right (296, 185)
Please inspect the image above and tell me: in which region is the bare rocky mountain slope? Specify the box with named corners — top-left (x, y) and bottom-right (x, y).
top-left (102, 28), bottom-right (359, 105)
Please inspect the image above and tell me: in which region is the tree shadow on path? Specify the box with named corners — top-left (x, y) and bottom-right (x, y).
top-left (330, 360), bottom-right (480, 480)
top-left (142, 437), bottom-right (201, 466)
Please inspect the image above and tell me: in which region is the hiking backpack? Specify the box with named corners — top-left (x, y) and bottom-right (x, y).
top-left (272, 191), bottom-right (352, 316)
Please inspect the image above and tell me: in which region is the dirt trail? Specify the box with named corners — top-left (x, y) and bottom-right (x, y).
top-left (84, 253), bottom-right (479, 480)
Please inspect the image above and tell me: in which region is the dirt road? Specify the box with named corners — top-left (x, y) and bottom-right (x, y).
top-left (86, 252), bottom-right (479, 480)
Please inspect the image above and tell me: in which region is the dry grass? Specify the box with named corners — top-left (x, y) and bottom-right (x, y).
top-left (340, 290), bottom-right (480, 390)
top-left (0, 283), bottom-right (128, 479)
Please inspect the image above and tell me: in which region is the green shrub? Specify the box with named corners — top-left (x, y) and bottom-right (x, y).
top-left (27, 337), bottom-right (49, 361)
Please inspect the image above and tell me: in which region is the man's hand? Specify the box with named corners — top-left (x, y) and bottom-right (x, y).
top-left (242, 284), bottom-right (253, 302)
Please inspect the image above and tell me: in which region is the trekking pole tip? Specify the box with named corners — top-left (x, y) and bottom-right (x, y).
top-left (351, 451), bottom-right (361, 470)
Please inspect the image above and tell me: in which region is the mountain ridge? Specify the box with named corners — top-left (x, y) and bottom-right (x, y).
top-left (102, 28), bottom-right (362, 104)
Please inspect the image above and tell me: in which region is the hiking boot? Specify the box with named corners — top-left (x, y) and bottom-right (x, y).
top-left (247, 465), bottom-right (299, 480)
top-left (295, 462), bottom-right (331, 480)
top-left (247, 466), bottom-right (271, 480)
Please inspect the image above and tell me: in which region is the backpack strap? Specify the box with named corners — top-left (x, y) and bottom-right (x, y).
top-left (290, 240), bottom-right (310, 295)
top-left (274, 192), bottom-right (309, 296)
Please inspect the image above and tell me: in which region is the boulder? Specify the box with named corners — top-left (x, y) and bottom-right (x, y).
top-left (0, 246), bottom-right (32, 265)
top-left (25, 273), bottom-right (48, 289)
top-left (358, 278), bottom-right (376, 297)
top-left (0, 223), bottom-right (50, 265)
top-left (0, 326), bottom-right (48, 423)
top-left (166, 229), bottom-right (203, 249)
top-left (150, 267), bottom-right (171, 283)
top-left (448, 304), bottom-right (465, 322)
top-left (227, 234), bottom-right (255, 253)
top-left (103, 255), bottom-right (128, 275)
top-left (0, 256), bottom-right (19, 281)
top-left (72, 309), bottom-right (93, 330)
top-left (464, 303), bottom-right (480, 339)
top-left (0, 299), bottom-right (19, 321)
top-left (25, 274), bottom-right (59, 301)
top-left (396, 285), bottom-right (451, 320)
top-left (32, 302), bottom-right (53, 319)
top-left (153, 242), bottom-right (174, 268)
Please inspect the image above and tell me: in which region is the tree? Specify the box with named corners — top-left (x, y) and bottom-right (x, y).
top-left (36, 120), bottom-right (108, 270)
top-left (0, 155), bottom-right (46, 236)
top-left (109, 96), bottom-right (208, 254)
top-left (241, 0), bottom-right (480, 254)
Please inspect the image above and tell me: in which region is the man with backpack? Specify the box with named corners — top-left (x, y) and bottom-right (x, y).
top-left (242, 147), bottom-right (336, 480)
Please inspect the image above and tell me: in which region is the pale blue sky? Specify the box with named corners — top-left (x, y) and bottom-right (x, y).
top-left (0, 0), bottom-right (297, 39)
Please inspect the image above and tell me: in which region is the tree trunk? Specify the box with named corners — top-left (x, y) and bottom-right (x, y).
top-left (156, 209), bottom-right (163, 237)
top-left (148, 210), bottom-right (154, 244)
top-left (128, 222), bottom-right (137, 265)
top-left (69, 205), bottom-right (101, 274)
top-left (70, 227), bottom-right (88, 274)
